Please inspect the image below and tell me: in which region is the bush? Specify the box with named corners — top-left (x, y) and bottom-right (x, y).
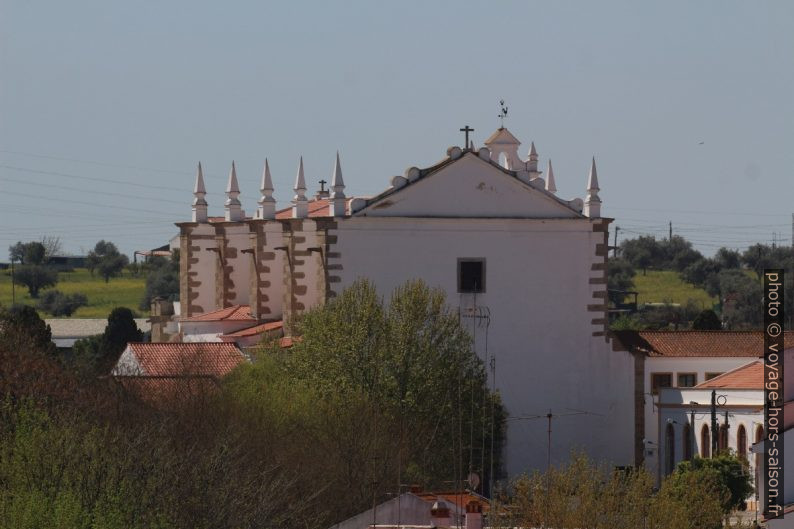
top-left (37, 290), bottom-right (88, 317)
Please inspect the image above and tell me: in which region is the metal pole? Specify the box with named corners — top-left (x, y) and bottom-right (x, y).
top-left (690, 408), bottom-right (696, 460)
top-left (711, 390), bottom-right (717, 457)
top-left (10, 257), bottom-right (15, 305)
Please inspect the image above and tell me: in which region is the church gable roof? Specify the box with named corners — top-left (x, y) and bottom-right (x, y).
top-left (354, 151), bottom-right (582, 219)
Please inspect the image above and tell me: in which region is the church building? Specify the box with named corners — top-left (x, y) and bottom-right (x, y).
top-left (175, 126), bottom-right (639, 474)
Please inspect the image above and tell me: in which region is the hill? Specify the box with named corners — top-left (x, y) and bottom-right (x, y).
top-left (632, 270), bottom-right (717, 308)
top-left (0, 268), bottom-right (147, 318)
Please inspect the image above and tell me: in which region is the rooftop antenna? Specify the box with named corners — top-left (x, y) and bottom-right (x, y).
top-left (498, 99), bottom-right (508, 129)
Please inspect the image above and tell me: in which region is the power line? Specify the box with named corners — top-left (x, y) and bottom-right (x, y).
top-left (0, 149), bottom-right (191, 176)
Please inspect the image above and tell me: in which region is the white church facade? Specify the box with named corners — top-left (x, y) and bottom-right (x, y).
top-left (174, 126), bottom-right (639, 475)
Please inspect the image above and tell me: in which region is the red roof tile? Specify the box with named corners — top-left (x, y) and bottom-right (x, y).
top-left (182, 305), bottom-right (254, 322)
top-left (221, 320), bottom-right (283, 338)
top-left (126, 342), bottom-right (245, 377)
top-left (275, 198), bottom-right (352, 219)
top-left (696, 360), bottom-right (763, 389)
top-left (415, 491), bottom-right (490, 513)
top-left (613, 331), bottom-right (794, 358)
top-left (115, 376), bottom-right (220, 408)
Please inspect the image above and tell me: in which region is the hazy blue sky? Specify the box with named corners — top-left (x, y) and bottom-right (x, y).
top-left (1, 1), bottom-right (792, 257)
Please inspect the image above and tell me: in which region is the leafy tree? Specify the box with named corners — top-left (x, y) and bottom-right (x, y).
top-left (86, 240), bottom-right (129, 283)
top-left (0, 305), bottom-right (56, 356)
top-left (620, 235), bottom-right (659, 275)
top-left (607, 258), bottom-right (636, 305)
top-left (140, 252), bottom-right (180, 310)
top-left (286, 279), bottom-right (506, 491)
top-left (673, 453), bottom-right (752, 515)
top-left (659, 235), bottom-right (703, 271)
top-left (718, 270), bottom-right (762, 329)
top-left (13, 265), bottom-right (58, 298)
top-left (72, 307), bottom-right (142, 376)
top-left (714, 247), bottom-right (741, 269)
top-left (37, 290), bottom-right (88, 317)
top-left (692, 309), bottom-right (722, 330)
top-left (682, 258), bottom-right (722, 296)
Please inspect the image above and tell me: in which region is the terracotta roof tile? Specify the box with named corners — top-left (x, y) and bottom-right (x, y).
top-left (613, 331), bottom-right (794, 358)
top-left (696, 361), bottom-right (763, 389)
top-left (414, 491), bottom-right (490, 513)
top-left (275, 198), bottom-right (352, 219)
top-left (182, 305), bottom-right (254, 322)
top-left (125, 342), bottom-right (245, 377)
top-left (221, 320), bottom-right (283, 338)
top-left (115, 376), bottom-right (220, 408)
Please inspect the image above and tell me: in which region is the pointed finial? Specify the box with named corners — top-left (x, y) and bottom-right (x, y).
top-left (192, 162), bottom-right (208, 223)
top-left (587, 156), bottom-right (600, 192)
top-left (329, 151), bottom-right (346, 217)
top-left (225, 161), bottom-right (243, 221)
top-left (469, 140), bottom-right (474, 151)
top-left (257, 158), bottom-right (276, 219)
top-left (528, 142), bottom-right (538, 161)
top-left (546, 159), bottom-right (557, 193)
top-left (292, 156), bottom-right (308, 218)
top-left (584, 157), bottom-right (601, 218)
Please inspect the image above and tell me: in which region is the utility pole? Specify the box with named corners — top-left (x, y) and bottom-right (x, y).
top-left (613, 226), bottom-right (620, 257)
top-left (710, 390), bottom-right (718, 457)
top-left (689, 406), bottom-right (696, 460)
top-left (669, 221), bottom-right (672, 240)
top-left (10, 257), bottom-right (15, 306)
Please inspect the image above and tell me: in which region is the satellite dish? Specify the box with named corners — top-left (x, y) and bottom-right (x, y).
top-left (467, 472), bottom-right (480, 490)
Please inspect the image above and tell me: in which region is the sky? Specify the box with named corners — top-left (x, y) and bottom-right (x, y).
top-left (1, 1), bottom-right (792, 258)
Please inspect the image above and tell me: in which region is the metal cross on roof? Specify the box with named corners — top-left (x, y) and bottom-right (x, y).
top-left (319, 179), bottom-right (327, 192)
top-left (459, 125), bottom-right (474, 148)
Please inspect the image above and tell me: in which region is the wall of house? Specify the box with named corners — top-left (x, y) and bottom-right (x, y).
top-left (658, 388), bottom-right (764, 496)
top-left (334, 215), bottom-right (635, 475)
top-left (643, 356), bottom-right (758, 478)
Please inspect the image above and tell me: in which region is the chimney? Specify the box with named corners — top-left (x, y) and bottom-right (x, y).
top-left (430, 500), bottom-right (452, 528)
top-left (465, 500), bottom-right (482, 529)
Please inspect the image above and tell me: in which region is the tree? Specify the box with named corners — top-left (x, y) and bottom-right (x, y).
top-left (9, 241), bottom-right (45, 264)
top-left (607, 258), bottom-right (636, 305)
top-left (286, 279), bottom-right (506, 492)
top-left (0, 305), bottom-right (56, 356)
top-left (673, 453), bottom-right (752, 515)
top-left (714, 247), bottom-right (741, 270)
top-left (620, 236), bottom-right (659, 275)
top-left (718, 270), bottom-right (762, 329)
top-left (140, 251), bottom-right (180, 310)
top-left (692, 309), bottom-right (722, 330)
top-left (37, 290), bottom-right (88, 317)
top-left (72, 307), bottom-right (142, 376)
top-left (86, 240), bottom-right (129, 283)
top-left (659, 235), bottom-right (703, 272)
top-left (14, 264), bottom-right (58, 298)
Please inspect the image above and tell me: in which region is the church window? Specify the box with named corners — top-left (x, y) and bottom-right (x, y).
top-left (677, 373), bottom-right (697, 387)
top-left (651, 373), bottom-right (672, 394)
top-left (664, 423), bottom-right (676, 475)
top-left (701, 424), bottom-right (710, 458)
top-left (737, 424), bottom-right (747, 460)
top-left (458, 259), bottom-right (485, 293)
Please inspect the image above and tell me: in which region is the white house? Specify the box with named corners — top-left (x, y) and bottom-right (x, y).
top-left (175, 127), bottom-right (638, 476)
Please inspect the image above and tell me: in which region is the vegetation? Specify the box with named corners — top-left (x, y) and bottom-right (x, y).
top-left (86, 241), bottom-right (130, 283)
top-left (611, 234), bottom-right (794, 330)
top-left (0, 280), bottom-right (505, 528)
top-left (9, 241), bottom-right (59, 298)
top-left (139, 252), bottom-right (180, 311)
top-left (0, 268), bottom-right (146, 318)
top-left (72, 308), bottom-right (143, 377)
top-left (36, 290), bottom-right (88, 317)
top-left (492, 452), bottom-right (747, 529)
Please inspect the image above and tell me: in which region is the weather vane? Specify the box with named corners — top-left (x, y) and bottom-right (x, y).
top-left (498, 99), bottom-right (508, 128)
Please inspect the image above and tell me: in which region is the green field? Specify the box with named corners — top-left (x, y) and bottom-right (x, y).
top-left (0, 268), bottom-right (148, 318)
top-left (632, 270), bottom-right (717, 308)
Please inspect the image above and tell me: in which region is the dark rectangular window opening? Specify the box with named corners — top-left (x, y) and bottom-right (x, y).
top-left (677, 373), bottom-right (697, 388)
top-left (651, 373), bottom-right (672, 395)
top-left (458, 258), bottom-right (485, 293)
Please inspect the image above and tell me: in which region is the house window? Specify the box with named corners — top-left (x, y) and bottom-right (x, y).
top-left (737, 424), bottom-right (747, 460)
top-left (677, 373), bottom-right (697, 388)
top-left (651, 373), bottom-right (673, 395)
top-left (705, 372), bottom-right (723, 381)
top-left (458, 259), bottom-right (485, 293)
